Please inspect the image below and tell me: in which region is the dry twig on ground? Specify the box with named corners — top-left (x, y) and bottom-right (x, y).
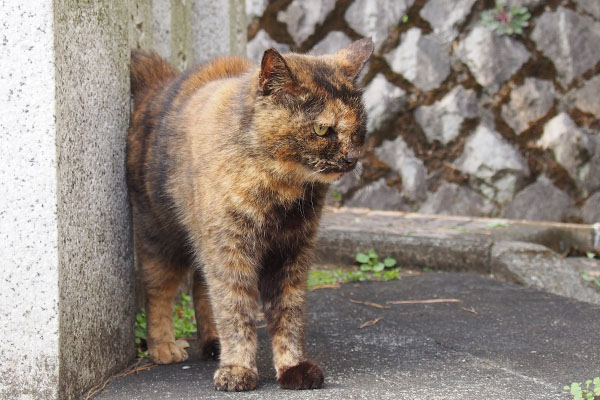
top-left (349, 299), bottom-right (390, 309)
top-left (85, 358), bottom-right (157, 400)
top-left (387, 298), bottom-right (461, 305)
top-left (311, 284), bottom-right (341, 290)
top-left (359, 316), bottom-right (384, 329)
top-left (460, 306), bottom-right (479, 315)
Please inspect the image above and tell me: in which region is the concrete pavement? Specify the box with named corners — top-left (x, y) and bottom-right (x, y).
top-left (93, 273), bottom-right (600, 400)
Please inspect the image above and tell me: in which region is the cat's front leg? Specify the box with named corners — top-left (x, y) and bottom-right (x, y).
top-left (259, 254), bottom-right (324, 390)
top-left (201, 247), bottom-right (261, 392)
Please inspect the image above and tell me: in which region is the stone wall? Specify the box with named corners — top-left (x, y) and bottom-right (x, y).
top-left (246, 0), bottom-right (600, 223)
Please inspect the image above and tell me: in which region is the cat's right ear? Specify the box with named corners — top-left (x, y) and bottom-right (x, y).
top-left (259, 48), bottom-right (296, 94)
top-left (334, 38), bottom-right (374, 81)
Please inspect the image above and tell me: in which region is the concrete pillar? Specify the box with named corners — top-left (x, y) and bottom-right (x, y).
top-left (53, 1), bottom-right (135, 399)
top-left (1, 0), bottom-right (246, 398)
top-left (131, 0), bottom-right (247, 69)
top-left (1, 1), bottom-right (60, 398)
top-left (192, 0), bottom-right (247, 64)
top-left (1, 1), bottom-right (134, 399)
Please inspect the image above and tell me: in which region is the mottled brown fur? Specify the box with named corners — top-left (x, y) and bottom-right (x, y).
top-left (127, 39), bottom-right (373, 391)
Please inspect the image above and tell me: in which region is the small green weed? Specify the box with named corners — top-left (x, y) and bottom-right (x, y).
top-left (135, 293), bottom-right (197, 358)
top-left (582, 252), bottom-right (600, 287)
top-left (587, 252), bottom-right (599, 260)
top-left (564, 377), bottom-right (600, 400)
top-left (401, 15), bottom-right (409, 23)
top-left (135, 310), bottom-right (147, 358)
top-left (356, 248), bottom-right (397, 272)
top-left (331, 191), bottom-right (342, 201)
top-left (309, 269), bottom-right (369, 288)
top-left (487, 220), bottom-right (509, 228)
top-left (308, 249), bottom-right (400, 290)
top-left (307, 267), bottom-right (400, 290)
top-left (581, 270), bottom-right (600, 287)
top-left (481, 2), bottom-right (531, 35)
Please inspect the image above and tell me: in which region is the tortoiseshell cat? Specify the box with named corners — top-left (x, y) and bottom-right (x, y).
top-left (127, 38), bottom-right (373, 391)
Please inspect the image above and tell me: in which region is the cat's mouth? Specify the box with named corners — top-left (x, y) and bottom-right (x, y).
top-left (314, 159), bottom-right (358, 174)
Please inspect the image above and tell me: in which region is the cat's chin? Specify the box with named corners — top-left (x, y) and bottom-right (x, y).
top-left (314, 171), bottom-right (343, 184)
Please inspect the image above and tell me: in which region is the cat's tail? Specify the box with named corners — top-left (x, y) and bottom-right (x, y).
top-left (130, 50), bottom-right (177, 100)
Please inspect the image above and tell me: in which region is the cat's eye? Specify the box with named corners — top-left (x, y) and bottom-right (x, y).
top-left (313, 124), bottom-right (329, 136)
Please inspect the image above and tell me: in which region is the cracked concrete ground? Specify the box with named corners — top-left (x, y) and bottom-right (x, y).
top-left (93, 273), bottom-right (599, 400)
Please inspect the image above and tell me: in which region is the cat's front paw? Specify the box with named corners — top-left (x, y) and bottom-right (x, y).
top-left (148, 341), bottom-right (188, 364)
top-left (213, 365), bottom-right (259, 391)
top-left (278, 360), bottom-right (324, 390)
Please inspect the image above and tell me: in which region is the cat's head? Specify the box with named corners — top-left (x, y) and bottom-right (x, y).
top-left (253, 38), bottom-right (373, 184)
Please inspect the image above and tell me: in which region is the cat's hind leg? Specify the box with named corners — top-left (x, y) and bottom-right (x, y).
top-left (192, 269), bottom-right (220, 360)
top-left (140, 251), bottom-right (189, 364)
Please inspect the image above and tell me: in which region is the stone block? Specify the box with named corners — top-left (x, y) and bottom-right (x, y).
top-left (329, 161), bottom-right (363, 199)
top-left (501, 78), bottom-right (555, 135)
top-left (420, 0), bottom-right (476, 42)
top-left (316, 210), bottom-right (492, 271)
top-left (537, 113), bottom-right (592, 186)
top-left (310, 31), bottom-right (352, 55)
top-left (277, 0), bottom-right (335, 45)
top-left (573, 75), bottom-right (600, 119)
top-left (345, 0), bottom-right (415, 50)
top-left (419, 183), bottom-right (496, 217)
top-left (454, 124), bottom-right (530, 205)
top-left (577, 0), bottom-right (600, 19)
top-left (374, 136), bottom-right (427, 202)
top-left (457, 26), bottom-right (530, 92)
top-left (415, 85), bottom-right (479, 144)
top-left (580, 134), bottom-right (600, 194)
top-left (346, 178), bottom-right (406, 211)
top-left (491, 241), bottom-right (600, 304)
top-left (502, 176), bottom-right (575, 222)
top-left (582, 192), bottom-right (600, 223)
top-left (247, 29), bottom-right (290, 62)
top-left (532, 7), bottom-right (600, 87)
top-left (363, 74), bottom-right (406, 133)
top-left (385, 28), bottom-right (450, 91)
top-left (246, 0), bottom-right (268, 20)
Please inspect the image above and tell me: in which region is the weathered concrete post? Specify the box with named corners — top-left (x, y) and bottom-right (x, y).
top-left (1, 0), bottom-right (246, 398)
top-left (131, 0), bottom-right (247, 67)
top-left (1, 1), bottom-right (133, 399)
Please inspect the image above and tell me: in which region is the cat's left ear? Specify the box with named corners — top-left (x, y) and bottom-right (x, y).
top-left (334, 38), bottom-right (374, 81)
top-left (259, 48), bottom-right (297, 94)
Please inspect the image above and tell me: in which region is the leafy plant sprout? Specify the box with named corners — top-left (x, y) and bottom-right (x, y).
top-left (564, 377), bottom-right (600, 400)
top-left (480, 2), bottom-right (531, 35)
top-left (356, 248), bottom-right (397, 272)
